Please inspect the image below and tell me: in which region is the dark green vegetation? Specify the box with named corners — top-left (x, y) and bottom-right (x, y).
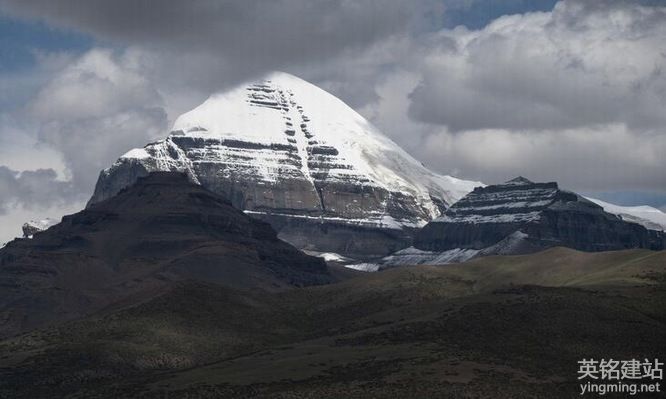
top-left (1, 247), bottom-right (665, 398)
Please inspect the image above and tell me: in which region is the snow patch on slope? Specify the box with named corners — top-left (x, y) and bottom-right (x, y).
top-left (22, 218), bottom-right (58, 238)
top-left (303, 251), bottom-right (355, 263)
top-left (121, 148), bottom-right (151, 160)
top-left (346, 247), bottom-right (479, 272)
top-left (345, 263), bottom-right (382, 272)
top-left (587, 197), bottom-right (666, 231)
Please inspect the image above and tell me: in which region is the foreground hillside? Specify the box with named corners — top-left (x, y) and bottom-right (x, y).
top-left (1, 247), bottom-right (664, 398)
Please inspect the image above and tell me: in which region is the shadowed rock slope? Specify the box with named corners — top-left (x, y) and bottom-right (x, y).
top-left (0, 172), bottom-right (329, 339)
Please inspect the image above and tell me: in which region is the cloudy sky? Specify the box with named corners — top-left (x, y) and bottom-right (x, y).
top-left (0, 0), bottom-right (665, 243)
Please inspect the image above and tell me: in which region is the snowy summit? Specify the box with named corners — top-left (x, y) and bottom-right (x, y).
top-left (88, 72), bottom-right (482, 258)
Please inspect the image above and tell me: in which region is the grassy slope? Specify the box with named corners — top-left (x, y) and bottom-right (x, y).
top-left (1, 248), bottom-right (665, 398)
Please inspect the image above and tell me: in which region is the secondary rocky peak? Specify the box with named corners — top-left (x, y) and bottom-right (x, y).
top-left (415, 178), bottom-right (665, 256)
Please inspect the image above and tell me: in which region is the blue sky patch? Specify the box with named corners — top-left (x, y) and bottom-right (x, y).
top-left (443, 0), bottom-right (559, 29)
top-left (0, 15), bottom-right (92, 72)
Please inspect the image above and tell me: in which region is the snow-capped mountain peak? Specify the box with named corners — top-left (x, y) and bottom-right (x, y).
top-left (91, 71), bottom-right (482, 258)
top-left (167, 71), bottom-right (479, 208)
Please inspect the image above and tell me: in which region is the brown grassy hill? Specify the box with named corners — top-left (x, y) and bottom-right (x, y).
top-left (1, 247), bottom-right (664, 398)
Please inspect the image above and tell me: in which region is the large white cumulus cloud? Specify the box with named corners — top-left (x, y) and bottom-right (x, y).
top-left (409, 0), bottom-right (666, 132)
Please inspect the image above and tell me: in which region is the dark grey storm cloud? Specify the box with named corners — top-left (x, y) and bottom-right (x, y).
top-left (0, 0), bottom-right (414, 89)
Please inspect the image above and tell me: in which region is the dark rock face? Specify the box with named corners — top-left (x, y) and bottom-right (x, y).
top-left (0, 172), bottom-right (329, 338)
top-left (415, 177), bottom-right (665, 255)
top-left (250, 212), bottom-right (415, 260)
